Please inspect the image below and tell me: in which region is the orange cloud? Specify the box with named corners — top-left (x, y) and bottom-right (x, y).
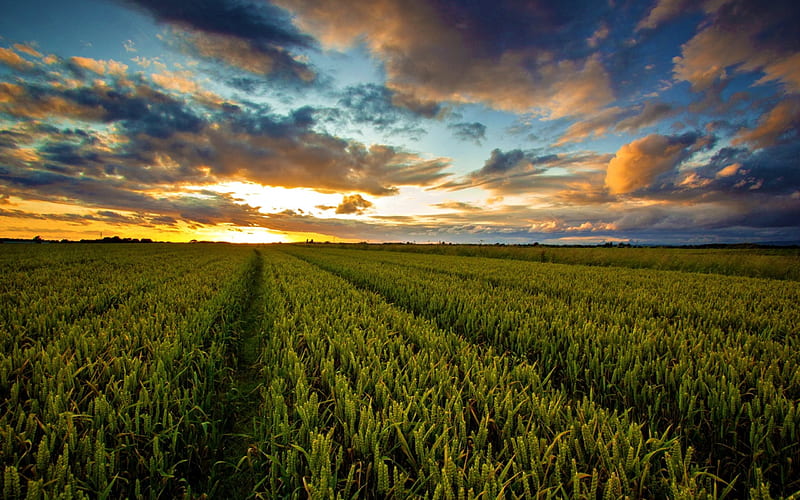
top-left (13, 43), bottom-right (42, 58)
top-left (178, 30), bottom-right (315, 82)
top-left (673, 4), bottom-right (800, 92)
top-left (606, 134), bottom-right (689, 194)
top-left (0, 47), bottom-right (34, 70)
top-left (554, 101), bottom-right (675, 146)
top-left (8, 148), bottom-right (41, 164)
top-left (636, 0), bottom-right (726, 31)
top-left (554, 107), bottom-right (624, 145)
top-left (733, 98), bottom-right (800, 149)
top-left (335, 194), bottom-right (373, 214)
top-left (0, 82), bottom-right (24, 102)
top-left (755, 52), bottom-right (800, 92)
top-left (151, 70), bottom-right (199, 93)
top-left (587, 23), bottom-right (609, 48)
top-left (125, 121), bottom-right (450, 196)
top-left (150, 70), bottom-right (228, 107)
top-left (678, 172), bottom-right (713, 189)
top-left (716, 163), bottom-right (742, 178)
top-left (0, 82), bottom-right (105, 121)
top-left (277, 0), bottom-right (613, 118)
top-left (70, 56), bottom-right (128, 76)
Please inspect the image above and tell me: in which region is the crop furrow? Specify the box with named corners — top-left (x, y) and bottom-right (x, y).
top-left (227, 247), bottom-right (717, 498)
top-left (286, 245), bottom-right (800, 497)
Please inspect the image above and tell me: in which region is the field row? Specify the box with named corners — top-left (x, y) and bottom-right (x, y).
top-left (283, 246), bottom-right (800, 497)
top-left (320, 244), bottom-right (800, 281)
top-left (1, 244), bottom-right (256, 498)
top-left (241, 249), bottom-right (716, 498)
top-left (1, 244), bottom-right (797, 498)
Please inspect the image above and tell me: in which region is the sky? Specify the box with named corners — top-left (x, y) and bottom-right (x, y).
top-left (0, 0), bottom-right (798, 244)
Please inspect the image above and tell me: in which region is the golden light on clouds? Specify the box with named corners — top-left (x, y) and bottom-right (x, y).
top-left (1, 0), bottom-right (798, 245)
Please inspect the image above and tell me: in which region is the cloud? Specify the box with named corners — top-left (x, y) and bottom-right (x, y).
top-left (606, 133), bottom-right (702, 194)
top-left (448, 122), bottom-right (487, 145)
top-left (735, 141), bottom-right (800, 195)
top-left (673, 0), bottom-right (800, 92)
top-left (69, 56), bottom-right (128, 76)
top-left (172, 29), bottom-right (315, 81)
top-left (149, 69), bottom-right (227, 106)
top-left (635, 0), bottom-right (721, 31)
top-left (555, 102), bottom-right (675, 146)
top-left (0, 67), bottom-right (452, 200)
top-left (602, 135), bottom-right (800, 204)
top-left (554, 107), bottom-right (625, 145)
top-left (732, 97), bottom-right (800, 150)
top-left (327, 83), bottom-right (432, 136)
top-left (616, 102), bottom-right (675, 132)
top-left (444, 148), bottom-right (610, 198)
top-left (0, 207), bottom-right (182, 228)
top-left (587, 22), bottom-right (609, 48)
top-left (0, 46), bottom-right (35, 71)
top-left (433, 201), bottom-right (482, 211)
top-left (277, 0), bottom-right (615, 117)
top-left (479, 149), bottom-right (539, 176)
top-left (150, 70), bottom-right (200, 93)
top-left (120, 0), bottom-right (317, 81)
top-left (335, 194), bottom-right (372, 214)
top-left (716, 163), bottom-right (742, 178)
top-left (13, 44), bottom-right (42, 58)
top-left (0, 164), bottom-right (270, 228)
top-left (0, 82), bottom-right (106, 121)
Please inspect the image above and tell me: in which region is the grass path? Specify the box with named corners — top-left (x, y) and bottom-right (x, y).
top-left (208, 249), bottom-right (268, 497)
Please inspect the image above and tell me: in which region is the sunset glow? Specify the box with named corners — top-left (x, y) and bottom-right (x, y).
top-left (1, 0), bottom-right (798, 244)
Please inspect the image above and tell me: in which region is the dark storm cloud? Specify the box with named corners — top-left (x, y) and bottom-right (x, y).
top-left (278, 0), bottom-right (616, 116)
top-left (448, 122), bottom-right (486, 145)
top-left (476, 149), bottom-right (561, 177)
top-left (39, 141), bottom-right (102, 168)
top-left (733, 97), bottom-right (800, 150)
top-left (0, 163), bottom-right (268, 227)
top-left (0, 207), bottom-right (156, 226)
top-left (0, 60), bottom-right (451, 203)
top-left (672, 0), bottom-right (800, 93)
top-left (606, 132), bottom-right (711, 195)
top-left (555, 101), bottom-right (677, 145)
top-left (120, 0), bottom-right (317, 81)
top-left (324, 83), bottom-right (436, 137)
top-left (616, 102), bottom-right (675, 133)
top-left (124, 0), bottom-right (313, 48)
top-left (742, 142), bottom-right (800, 194)
top-left (479, 149), bottom-right (533, 175)
top-left (4, 1), bottom-right (800, 245)
top-left (0, 79), bottom-right (205, 138)
top-left (442, 148), bottom-right (610, 197)
top-left (428, 0), bottom-right (614, 58)
top-left (700, 142), bottom-right (800, 196)
top-left (631, 140), bottom-right (800, 206)
top-left (229, 104), bottom-right (316, 137)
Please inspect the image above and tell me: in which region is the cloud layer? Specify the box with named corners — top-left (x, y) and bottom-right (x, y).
top-left (606, 133), bottom-right (700, 195)
top-left (277, 0), bottom-right (615, 118)
top-left (1, 0), bottom-right (799, 244)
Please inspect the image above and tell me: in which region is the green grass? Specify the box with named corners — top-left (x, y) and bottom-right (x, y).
top-left (317, 243), bottom-right (800, 281)
top-left (1, 243), bottom-right (797, 498)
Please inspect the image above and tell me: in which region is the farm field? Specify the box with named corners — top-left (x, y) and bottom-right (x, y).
top-left (0, 243), bottom-right (798, 498)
